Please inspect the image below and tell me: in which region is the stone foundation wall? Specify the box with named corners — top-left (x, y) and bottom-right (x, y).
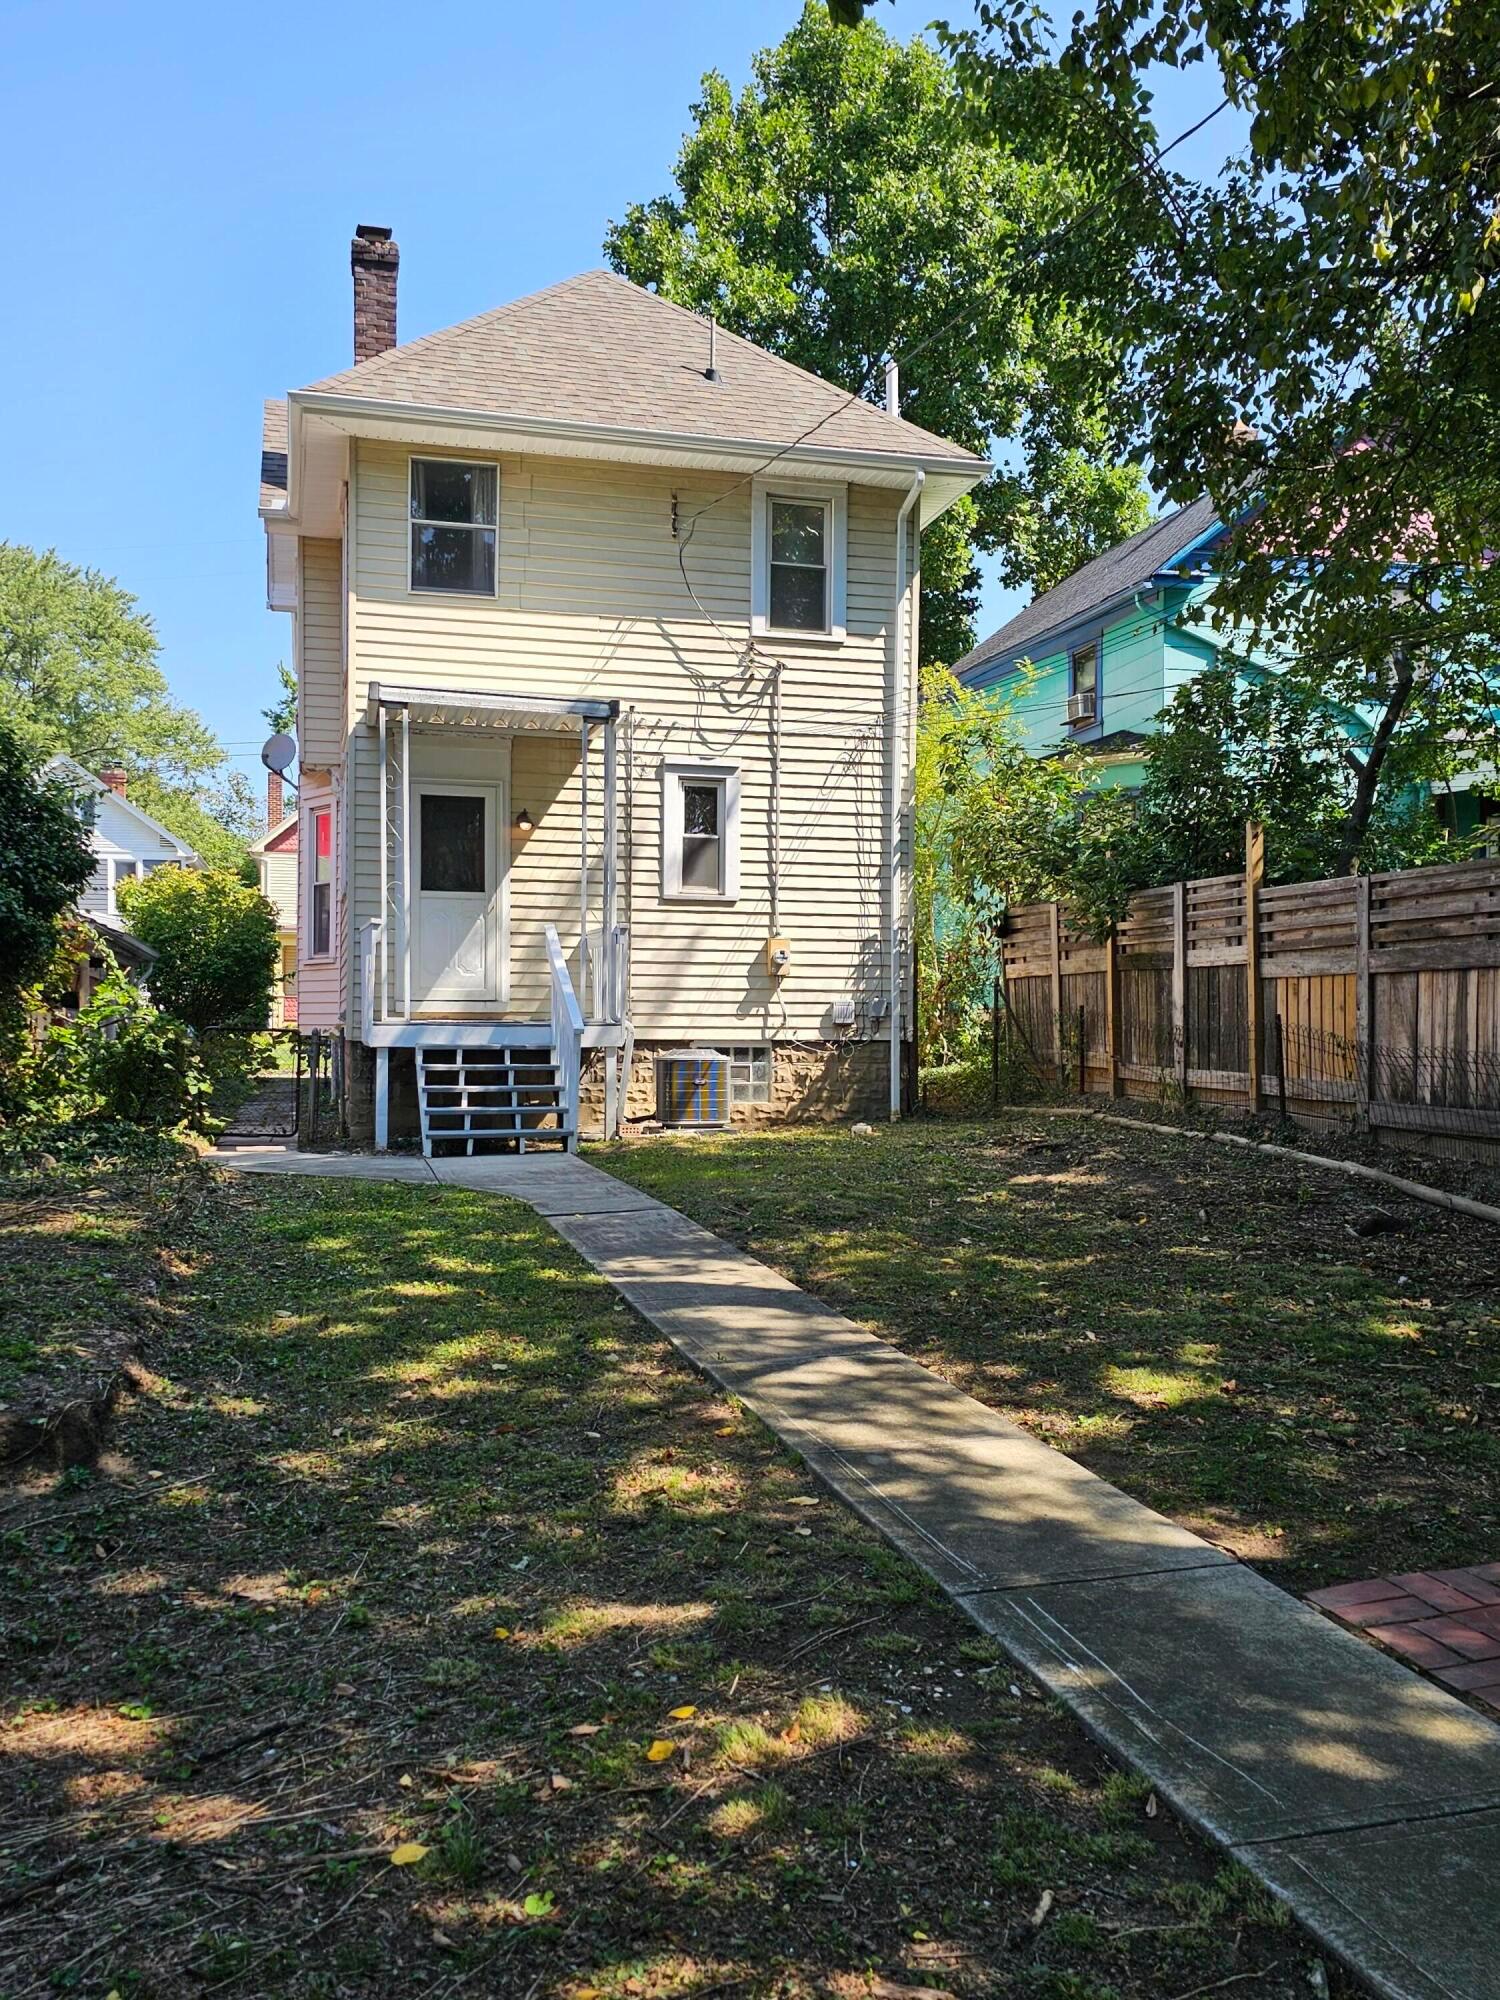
top-left (581, 1038), bottom-right (887, 1136)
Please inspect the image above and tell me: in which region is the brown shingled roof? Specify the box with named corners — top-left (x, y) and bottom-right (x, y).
top-left (260, 398), bottom-right (288, 511)
top-left (300, 270), bottom-right (983, 466)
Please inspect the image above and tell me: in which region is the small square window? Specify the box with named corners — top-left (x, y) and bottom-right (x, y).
top-left (728, 1045), bottom-right (772, 1105)
top-left (410, 458), bottom-right (498, 594)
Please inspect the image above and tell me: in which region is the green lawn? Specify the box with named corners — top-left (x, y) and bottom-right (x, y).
top-left (595, 1115), bottom-right (1500, 1591)
top-left (0, 1155), bottom-right (1328, 1999)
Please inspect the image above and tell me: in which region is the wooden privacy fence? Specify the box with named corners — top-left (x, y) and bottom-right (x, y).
top-left (1000, 845), bottom-right (1500, 1150)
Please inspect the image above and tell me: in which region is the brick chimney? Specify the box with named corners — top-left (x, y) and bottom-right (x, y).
top-left (352, 225), bottom-right (398, 362)
top-left (99, 764), bottom-right (128, 798)
top-left (267, 770), bottom-right (284, 827)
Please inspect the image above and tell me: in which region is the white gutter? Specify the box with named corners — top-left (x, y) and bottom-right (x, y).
top-left (890, 468), bottom-right (925, 1120)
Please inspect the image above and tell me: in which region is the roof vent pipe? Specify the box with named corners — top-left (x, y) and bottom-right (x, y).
top-left (884, 358), bottom-right (900, 414)
top-left (704, 317), bottom-right (720, 383)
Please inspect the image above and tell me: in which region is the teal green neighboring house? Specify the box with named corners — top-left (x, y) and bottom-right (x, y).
top-left (955, 497), bottom-right (1497, 842)
top-left (955, 497), bottom-right (1256, 789)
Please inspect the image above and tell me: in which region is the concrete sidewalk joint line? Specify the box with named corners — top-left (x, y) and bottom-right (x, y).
top-left (212, 1141), bottom-right (1500, 2000)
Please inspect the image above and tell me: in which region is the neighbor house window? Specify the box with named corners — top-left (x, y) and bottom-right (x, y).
top-left (728, 1045), bottom-right (772, 1105)
top-left (661, 762), bottom-right (741, 901)
top-left (409, 458), bottom-right (497, 595)
top-left (309, 807), bottom-right (333, 956)
top-left (751, 480), bottom-right (846, 640)
top-left (1070, 642), bottom-right (1098, 723)
top-left (110, 859), bottom-right (138, 910)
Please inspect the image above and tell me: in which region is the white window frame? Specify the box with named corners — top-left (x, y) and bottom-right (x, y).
top-left (750, 478), bottom-right (846, 643)
top-left (108, 857), bottom-right (138, 914)
top-left (407, 456), bottom-right (499, 599)
top-left (660, 760), bottom-right (741, 903)
top-left (305, 804), bottom-right (335, 961)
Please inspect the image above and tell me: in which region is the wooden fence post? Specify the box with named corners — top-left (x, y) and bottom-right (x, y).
top-left (991, 976), bottom-right (1001, 1114)
top-left (1355, 873), bottom-right (1373, 1132)
top-left (1245, 820), bottom-right (1264, 1113)
top-left (1105, 929), bottom-right (1122, 1098)
top-left (1048, 901), bottom-right (1064, 1082)
top-left (1172, 880), bottom-right (1189, 1098)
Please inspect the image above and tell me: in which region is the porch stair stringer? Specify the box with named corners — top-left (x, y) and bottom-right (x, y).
top-left (416, 1044), bottom-right (575, 1158)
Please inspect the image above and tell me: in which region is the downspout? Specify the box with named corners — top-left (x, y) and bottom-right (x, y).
top-left (890, 468), bottom-right (925, 1120)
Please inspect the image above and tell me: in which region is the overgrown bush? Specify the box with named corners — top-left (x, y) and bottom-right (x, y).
top-left (27, 973), bottom-right (212, 1132)
top-left (921, 1039), bottom-right (1047, 1117)
top-left (116, 866), bottom-right (278, 1030)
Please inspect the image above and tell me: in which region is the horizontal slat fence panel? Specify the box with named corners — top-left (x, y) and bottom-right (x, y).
top-left (998, 850), bottom-right (1500, 1154)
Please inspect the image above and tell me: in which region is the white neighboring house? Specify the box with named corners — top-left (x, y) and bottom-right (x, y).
top-left (260, 226), bottom-right (988, 1154)
top-left (44, 756), bottom-right (197, 917)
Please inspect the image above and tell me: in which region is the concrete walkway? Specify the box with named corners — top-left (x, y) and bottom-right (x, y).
top-left (216, 1145), bottom-right (1500, 2000)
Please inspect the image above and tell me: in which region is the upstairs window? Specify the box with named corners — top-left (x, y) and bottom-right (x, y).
top-left (751, 480), bottom-right (846, 641)
top-left (768, 497), bottom-right (829, 631)
top-left (410, 458), bottom-right (497, 595)
top-left (1069, 642), bottom-right (1098, 724)
top-left (309, 807), bottom-right (333, 957)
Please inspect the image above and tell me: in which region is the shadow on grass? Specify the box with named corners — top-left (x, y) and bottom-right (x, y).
top-left (0, 1170), bottom-right (1321, 2000)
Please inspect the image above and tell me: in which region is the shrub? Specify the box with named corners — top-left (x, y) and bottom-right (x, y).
top-left (116, 866), bottom-right (278, 1030)
top-left (32, 972), bottom-right (212, 1132)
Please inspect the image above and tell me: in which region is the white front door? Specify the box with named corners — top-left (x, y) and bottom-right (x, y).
top-left (411, 784), bottom-right (506, 1007)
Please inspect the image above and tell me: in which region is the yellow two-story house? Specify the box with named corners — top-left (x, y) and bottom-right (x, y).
top-left (259, 225), bottom-right (986, 1154)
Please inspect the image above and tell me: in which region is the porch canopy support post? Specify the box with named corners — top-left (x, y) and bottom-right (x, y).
top-left (603, 712), bottom-right (619, 1022)
top-left (400, 702), bottom-right (412, 1021)
top-left (579, 718), bottom-right (591, 1019)
top-left (377, 701), bottom-right (388, 1030)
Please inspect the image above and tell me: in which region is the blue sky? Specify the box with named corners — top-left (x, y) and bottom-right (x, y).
top-left (0, 1), bottom-right (1233, 793)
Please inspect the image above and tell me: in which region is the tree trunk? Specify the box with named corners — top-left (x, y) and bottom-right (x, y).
top-left (1335, 659), bottom-right (1417, 873)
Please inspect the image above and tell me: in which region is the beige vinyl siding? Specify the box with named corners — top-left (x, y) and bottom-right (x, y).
top-left (345, 440), bottom-right (910, 1041)
top-left (259, 850), bottom-right (298, 930)
top-left (298, 539), bottom-right (345, 769)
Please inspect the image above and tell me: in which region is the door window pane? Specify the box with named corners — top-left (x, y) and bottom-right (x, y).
top-left (420, 795), bottom-right (487, 894)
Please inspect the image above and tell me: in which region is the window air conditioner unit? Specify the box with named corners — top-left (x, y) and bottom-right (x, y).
top-left (1066, 691), bottom-right (1096, 724)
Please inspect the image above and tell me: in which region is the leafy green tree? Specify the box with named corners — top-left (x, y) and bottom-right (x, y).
top-left (936, 0), bottom-right (1499, 851)
top-left (0, 544), bottom-right (220, 778)
top-left (605, 3), bottom-right (1150, 665)
top-left (0, 543), bottom-right (267, 873)
top-left (915, 669), bottom-right (1095, 1053)
top-left (1061, 667), bottom-right (1454, 935)
top-left (262, 661), bottom-right (297, 737)
top-left (0, 719), bottom-right (95, 1003)
top-left (131, 771), bottom-right (262, 878)
top-left (116, 867), bottom-right (279, 1030)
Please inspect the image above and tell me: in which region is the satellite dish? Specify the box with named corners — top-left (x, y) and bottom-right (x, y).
top-left (260, 733), bottom-right (297, 775)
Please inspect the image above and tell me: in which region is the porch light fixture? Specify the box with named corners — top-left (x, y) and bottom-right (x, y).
top-left (514, 807), bottom-right (534, 832)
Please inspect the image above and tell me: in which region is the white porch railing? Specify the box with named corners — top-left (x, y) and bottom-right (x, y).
top-left (545, 922), bottom-right (584, 1154)
top-left (359, 918), bottom-right (383, 1046)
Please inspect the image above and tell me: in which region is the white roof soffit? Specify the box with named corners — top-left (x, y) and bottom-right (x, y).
top-left (367, 683), bottom-right (616, 734)
top-left (287, 393), bottom-right (986, 529)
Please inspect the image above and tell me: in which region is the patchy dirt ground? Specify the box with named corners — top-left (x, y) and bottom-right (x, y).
top-left (0, 1161), bottom-right (1344, 1999)
top-left (0, 1140), bottom-right (189, 1468)
top-left (598, 1114), bottom-right (1500, 1594)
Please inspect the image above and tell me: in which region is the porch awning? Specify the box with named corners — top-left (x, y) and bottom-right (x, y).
top-left (367, 682), bottom-right (617, 734)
